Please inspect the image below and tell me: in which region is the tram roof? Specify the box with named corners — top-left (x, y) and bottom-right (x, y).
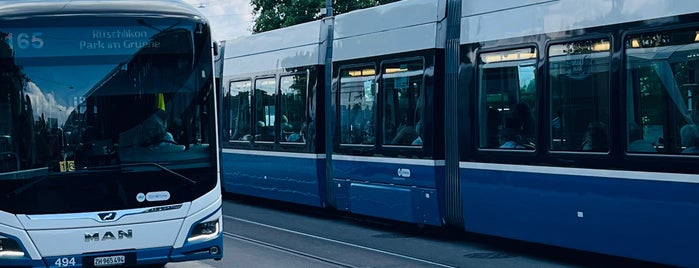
top-left (459, 0), bottom-right (699, 44)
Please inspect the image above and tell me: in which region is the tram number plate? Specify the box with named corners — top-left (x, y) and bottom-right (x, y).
top-left (93, 255), bottom-right (125, 267)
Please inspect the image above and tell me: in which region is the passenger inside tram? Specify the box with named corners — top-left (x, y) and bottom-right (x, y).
top-left (513, 102), bottom-right (535, 140)
top-left (486, 108), bottom-right (502, 148)
top-left (628, 123), bottom-right (655, 152)
top-left (411, 121), bottom-right (423, 146)
top-left (498, 128), bottom-right (526, 149)
top-left (391, 116), bottom-right (418, 145)
top-left (581, 121), bottom-right (609, 152)
top-left (680, 124), bottom-right (699, 154)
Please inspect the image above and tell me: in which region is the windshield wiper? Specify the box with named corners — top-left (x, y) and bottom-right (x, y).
top-left (5, 173), bottom-right (50, 200)
top-left (120, 162), bottom-right (197, 186)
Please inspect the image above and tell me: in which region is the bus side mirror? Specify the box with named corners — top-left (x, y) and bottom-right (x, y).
top-left (213, 41), bottom-right (219, 57)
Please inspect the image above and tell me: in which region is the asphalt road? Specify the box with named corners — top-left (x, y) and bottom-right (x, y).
top-left (166, 195), bottom-right (668, 268)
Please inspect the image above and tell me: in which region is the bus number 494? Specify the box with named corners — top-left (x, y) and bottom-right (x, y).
top-left (55, 257), bottom-right (77, 267)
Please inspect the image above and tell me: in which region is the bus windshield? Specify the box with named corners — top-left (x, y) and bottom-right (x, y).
top-left (0, 16), bottom-right (217, 214)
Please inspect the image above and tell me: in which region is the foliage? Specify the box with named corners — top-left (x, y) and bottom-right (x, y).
top-left (250, 0), bottom-right (399, 33)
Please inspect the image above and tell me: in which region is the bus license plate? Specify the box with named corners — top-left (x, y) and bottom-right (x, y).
top-left (93, 255), bottom-right (125, 267)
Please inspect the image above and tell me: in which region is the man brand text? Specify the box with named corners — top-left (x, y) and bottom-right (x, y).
top-left (85, 230), bottom-right (133, 242)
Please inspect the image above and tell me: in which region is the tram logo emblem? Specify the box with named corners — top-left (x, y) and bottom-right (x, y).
top-left (98, 212), bottom-right (117, 221)
top-left (397, 168), bottom-right (411, 178)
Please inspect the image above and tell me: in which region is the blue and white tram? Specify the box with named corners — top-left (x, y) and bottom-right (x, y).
top-left (328, 0), bottom-right (446, 227)
top-left (455, 1), bottom-right (699, 266)
top-left (220, 20), bottom-right (329, 207)
top-left (220, 0), bottom-right (446, 226)
top-left (220, 0), bottom-right (699, 266)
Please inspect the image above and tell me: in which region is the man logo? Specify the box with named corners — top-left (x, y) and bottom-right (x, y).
top-left (98, 212), bottom-right (117, 221)
top-left (85, 230), bottom-right (133, 242)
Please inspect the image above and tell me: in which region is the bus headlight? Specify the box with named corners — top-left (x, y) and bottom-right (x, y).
top-left (187, 219), bottom-right (220, 243)
top-left (0, 235), bottom-right (24, 258)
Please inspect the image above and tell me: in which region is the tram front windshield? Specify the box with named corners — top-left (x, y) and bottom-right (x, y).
top-left (0, 17), bottom-right (217, 214)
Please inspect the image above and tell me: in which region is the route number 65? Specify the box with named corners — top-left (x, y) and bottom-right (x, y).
top-left (4, 32), bottom-right (45, 50)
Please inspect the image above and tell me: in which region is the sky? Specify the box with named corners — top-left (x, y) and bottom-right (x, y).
top-left (182, 0), bottom-right (254, 41)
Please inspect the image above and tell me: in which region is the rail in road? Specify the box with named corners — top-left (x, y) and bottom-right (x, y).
top-left (167, 196), bottom-right (670, 268)
top-left (224, 215), bottom-right (456, 268)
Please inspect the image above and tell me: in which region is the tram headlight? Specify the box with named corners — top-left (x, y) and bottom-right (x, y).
top-left (0, 235), bottom-right (24, 258)
top-left (187, 219), bottom-right (220, 243)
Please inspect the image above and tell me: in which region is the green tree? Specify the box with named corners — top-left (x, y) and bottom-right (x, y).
top-left (251, 0), bottom-right (400, 33)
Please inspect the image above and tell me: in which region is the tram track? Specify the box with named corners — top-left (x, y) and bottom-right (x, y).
top-left (222, 231), bottom-right (353, 267)
top-left (222, 215), bottom-right (457, 268)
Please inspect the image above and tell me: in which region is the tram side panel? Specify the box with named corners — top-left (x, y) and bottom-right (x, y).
top-left (219, 64), bottom-right (326, 207)
top-left (219, 21), bottom-right (328, 207)
top-left (221, 149), bottom-right (326, 207)
top-left (327, 0), bottom-right (447, 226)
top-left (459, 165), bottom-right (699, 267)
top-left (330, 50), bottom-right (445, 226)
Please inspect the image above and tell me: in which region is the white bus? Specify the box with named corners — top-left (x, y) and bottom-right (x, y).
top-left (0, 0), bottom-right (222, 267)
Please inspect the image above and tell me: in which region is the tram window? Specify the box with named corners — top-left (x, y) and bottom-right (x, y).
top-left (227, 80), bottom-right (252, 142)
top-left (254, 78), bottom-right (276, 142)
top-left (548, 39), bottom-right (610, 152)
top-left (381, 60), bottom-right (424, 147)
top-left (339, 65), bottom-right (376, 145)
top-left (478, 48), bottom-right (537, 150)
top-left (280, 74), bottom-right (307, 143)
top-left (626, 29), bottom-right (699, 154)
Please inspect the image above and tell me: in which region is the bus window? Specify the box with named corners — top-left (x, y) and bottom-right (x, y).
top-left (280, 74), bottom-right (308, 143)
top-left (0, 97), bottom-right (17, 172)
top-left (255, 78), bottom-right (276, 142)
top-left (381, 60), bottom-right (424, 146)
top-left (549, 39), bottom-right (610, 152)
top-left (339, 65), bottom-right (376, 145)
top-left (227, 80), bottom-right (252, 141)
top-left (626, 29), bottom-right (699, 154)
top-left (478, 48), bottom-right (537, 150)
